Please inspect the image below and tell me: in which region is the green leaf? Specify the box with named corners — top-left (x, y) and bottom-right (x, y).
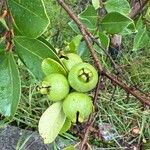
top-left (120, 22), bottom-right (137, 35)
top-left (93, 32), bottom-right (110, 54)
top-left (69, 5), bottom-right (97, 33)
top-left (105, 0), bottom-right (131, 15)
top-left (92, 0), bottom-right (100, 10)
top-left (63, 145), bottom-right (75, 150)
top-left (0, 42), bottom-right (5, 53)
top-left (68, 21), bottom-right (80, 34)
top-left (42, 58), bottom-right (67, 76)
top-left (133, 27), bottom-right (149, 51)
top-left (101, 12), bottom-right (133, 34)
top-left (145, 7), bottom-right (150, 21)
top-left (99, 32), bottom-right (110, 49)
top-left (8, 0), bottom-right (50, 38)
top-left (68, 35), bottom-right (82, 53)
top-left (77, 41), bottom-right (91, 62)
top-left (38, 101), bottom-right (66, 144)
top-left (80, 18), bottom-right (96, 30)
top-left (59, 118), bottom-right (71, 134)
top-left (0, 52), bottom-right (21, 117)
top-left (79, 5), bottom-right (97, 30)
top-left (14, 36), bottom-right (60, 80)
top-left (0, 18), bottom-right (9, 30)
top-left (38, 36), bottom-right (57, 54)
top-left (136, 16), bottom-right (144, 30)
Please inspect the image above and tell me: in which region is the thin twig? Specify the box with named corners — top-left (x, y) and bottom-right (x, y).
top-left (57, 0), bottom-right (150, 106)
top-left (129, 0), bottom-right (149, 18)
top-left (104, 72), bottom-right (150, 106)
top-left (57, 0), bottom-right (103, 72)
top-left (56, 1), bottom-right (150, 149)
top-left (3, 0), bottom-right (14, 51)
top-left (80, 75), bottom-right (104, 150)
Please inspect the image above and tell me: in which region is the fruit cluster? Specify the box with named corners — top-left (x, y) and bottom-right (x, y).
top-left (40, 53), bottom-right (98, 131)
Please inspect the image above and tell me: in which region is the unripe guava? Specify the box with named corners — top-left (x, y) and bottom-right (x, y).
top-left (41, 73), bottom-right (69, 101)
top-left (68, 62), bottom-right (98, 92)
top-left (63, 92), bottom-right (93, 123)
top-left (61, 53), bottom-right (82, 71)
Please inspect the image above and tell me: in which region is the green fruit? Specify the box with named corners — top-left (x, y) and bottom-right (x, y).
top-left (68, 62), bottom-right (98, 92)
top-left (42, 73), bottom-right (69, 101)
top-left (63, 92), bottom-right (93, 123)
top-left (61, 53), bottom-right (82, 71)
top-left (40, 84), bottom-right (49, 95)
top-left (42, 58), bottom-right (67, 76)
top-left (59, 118), bottom-right (71, 134)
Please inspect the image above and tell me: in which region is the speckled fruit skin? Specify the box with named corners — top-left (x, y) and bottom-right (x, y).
top-left (61, 53), bottom-right (82, 71)
top-left (63, 92), bottom-right (93, 123)
top-left (68, 62), bottom-right (98, 92)
top-left (44, 73), bottom-right (69, 101)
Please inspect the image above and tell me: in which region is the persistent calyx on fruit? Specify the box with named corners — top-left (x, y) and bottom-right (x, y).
top-left (63, 92), bottom-right (93, 123)
top-left (68, 62), bottom-right (98, 92)
top-left (40, 73), bottom-right (69, 101)
top-left (60, 53), bottom-right (82, 71)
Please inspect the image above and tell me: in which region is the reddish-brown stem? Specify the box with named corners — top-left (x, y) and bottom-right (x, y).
top-left (129, 0), bottom-right (149, 18)
top-left (80, 75), bottom-right (104, 150)
top-left (2, 1), bottom-right (14, 51)
top-left (56, 1), bottom-right (150, 149)
top-left (104, 72), bottom-right (150, 105)
top-left (57, 0), bottom-right (150, 106)
top-left (57, 0), bottom-right (103, 71)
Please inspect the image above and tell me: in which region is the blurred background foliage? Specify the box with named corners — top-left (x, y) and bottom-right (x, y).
top-left (43, 0), bottom-right (90, 48)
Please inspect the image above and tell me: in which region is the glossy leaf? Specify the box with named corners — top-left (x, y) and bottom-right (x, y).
top-left (59, 118), bottom-right (71, 134)
top-left (8, 0), bottom-right (50, 38)
top-left (145, 7), bottom-right (150, 21)
top-left (92, 0), bottom-right (100, 10)
top-left (42, 58), bottom-right (67, 76)
top-left (69, 5), bottom-right (97, 33)
top-left (38, 102), bottom-right (66, 144)
top-left (68, 21), bottom-right (80, 34)
top-left (38, 36), bottom-right (57, 54)
top-left (14, 36), bottom-right (60, 80)
top-left (79, 5), bottom-right (97, 30)
top-left (93, 32), bottom-right (110, 54)
top-left (80, 18), bottom-right (96, 30)
top-left (99, 32), bottom-right (110, 49)
top-left (105, 0), bottom-right (130, 15)
top-left (0, 52), bottom-right (21, 117)
top-left (101, 12), bottom-right (133, 34)
top-left (63, 146), bottom-right (75, 150)
top-left (77, 41), bottom-right (91, 62)
top-left (120, 22), bottom-right (137, 35)
top-left (68, 35), bottom-right (82, 53)
top-left (136, 16), bottom-right (143, 30)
